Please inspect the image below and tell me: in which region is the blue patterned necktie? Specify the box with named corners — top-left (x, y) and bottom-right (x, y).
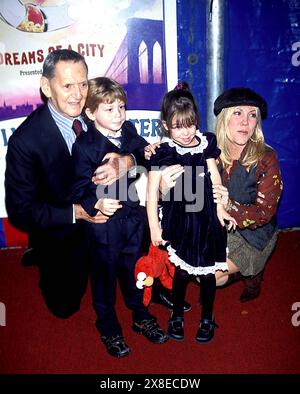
top-left (107, 133), bottom-right (122, 148)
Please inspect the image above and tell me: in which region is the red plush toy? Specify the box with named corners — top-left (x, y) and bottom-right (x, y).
top-left (135, 244), bottom-right (175, 306)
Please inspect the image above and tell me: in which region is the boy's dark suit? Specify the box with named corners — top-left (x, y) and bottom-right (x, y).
top-left (72, 121), bottom-right (153, 337)
top-left (5, 104), bottom-right (89, 318)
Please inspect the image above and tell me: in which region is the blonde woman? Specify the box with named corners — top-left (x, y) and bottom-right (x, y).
top-left (212, 87), bottom-right (282, 301)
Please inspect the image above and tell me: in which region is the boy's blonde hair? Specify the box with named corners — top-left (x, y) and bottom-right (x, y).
top-left (85, 77), bottom-right (126, 113)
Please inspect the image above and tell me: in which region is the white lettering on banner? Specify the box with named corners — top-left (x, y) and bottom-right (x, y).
top-left (0, 302), bottom-right (6, 326)
top-left (291, 42), bottom-right (300, 66)
top-left (291, 302), bottom-right (300, 327)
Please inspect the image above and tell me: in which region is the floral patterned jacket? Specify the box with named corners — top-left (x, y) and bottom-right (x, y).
top-left (219, 146), bottom-right (283, 250)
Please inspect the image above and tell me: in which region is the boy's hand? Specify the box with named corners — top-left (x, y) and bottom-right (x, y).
top-left (74, 204), bottom-right (109, 224)
top-left (94, 198), bottom-right (122, 216)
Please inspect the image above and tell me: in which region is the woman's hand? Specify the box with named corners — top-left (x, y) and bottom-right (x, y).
top-left (94, 198), bottom-right (122, 216)
top-left (217, 204), bottom-right (237, 231)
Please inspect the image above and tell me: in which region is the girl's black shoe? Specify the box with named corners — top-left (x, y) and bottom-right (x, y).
top-left (195, 319), bottom-right (218, 344)
top-left (167, 316), bottom-right (184, 341)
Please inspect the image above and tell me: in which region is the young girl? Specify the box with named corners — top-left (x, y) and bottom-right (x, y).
top-left (147, 82), bottom-right (236, 344)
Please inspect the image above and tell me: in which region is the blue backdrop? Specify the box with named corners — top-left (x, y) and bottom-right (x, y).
top-left (177, 0), bottom-right (300, 228)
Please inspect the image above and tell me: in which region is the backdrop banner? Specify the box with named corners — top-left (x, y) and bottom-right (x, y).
top-left (0, 0), bottom-right (177, 247)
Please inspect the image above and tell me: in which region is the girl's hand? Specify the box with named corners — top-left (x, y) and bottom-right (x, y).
top-left (94, 198), bottom-right (122, 216)
top-left (217, 204), bottom-right (237, 231)
top-left (213, 184), bottom-right (229, 206)
top-left (144, 142), bottom-right (161, 160)
top-left (150, 226), bottom-right (164, 246)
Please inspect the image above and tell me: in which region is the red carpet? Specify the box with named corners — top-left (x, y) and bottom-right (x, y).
top-left (0, 230), bottom-right (299, 375)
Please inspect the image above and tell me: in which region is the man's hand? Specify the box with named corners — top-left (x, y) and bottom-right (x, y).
top-left (144, 142), bottom-right (161, 160)
top-left (94, 198), bottom-right (122, 216)
top-left (74, 204), bottom-right (109, 224)
top-left (92, 152), bottom-right (133, 186)
top-left (159, 164), bottom-right (184, 196)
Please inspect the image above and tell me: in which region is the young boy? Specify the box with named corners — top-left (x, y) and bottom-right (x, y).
top-left (72, 77), bottom-right (168, 357)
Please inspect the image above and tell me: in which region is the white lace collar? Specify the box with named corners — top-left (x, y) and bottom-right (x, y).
top-left (161, 131), bottom-right (208, 155)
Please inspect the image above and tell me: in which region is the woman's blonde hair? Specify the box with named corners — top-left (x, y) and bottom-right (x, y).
top-left (215, 106), bottom-right (266, 168)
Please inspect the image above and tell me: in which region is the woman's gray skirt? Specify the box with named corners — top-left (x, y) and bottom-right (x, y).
top-left (227, 230), bottom-right (278, 276)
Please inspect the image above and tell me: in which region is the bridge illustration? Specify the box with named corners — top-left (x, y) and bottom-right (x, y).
top-left (0, 17), bottom-right (167, 120)
top-left (105, 18), bottom-right (167, 110)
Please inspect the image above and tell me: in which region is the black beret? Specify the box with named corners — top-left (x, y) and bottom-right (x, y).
top-left (214, 87), bottom-right (267, 119)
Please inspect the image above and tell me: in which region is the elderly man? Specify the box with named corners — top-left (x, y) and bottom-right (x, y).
top-left (5, 49), bottom-right (134, 318)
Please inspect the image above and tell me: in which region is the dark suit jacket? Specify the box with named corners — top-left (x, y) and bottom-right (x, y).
top-left (5, 103), bottom-right (77, 246)
top-left (71, 121), bottom-right (148, 218)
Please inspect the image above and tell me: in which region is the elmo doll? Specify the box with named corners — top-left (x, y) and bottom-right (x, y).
top-left (135, 244), bottom-right (175, 306)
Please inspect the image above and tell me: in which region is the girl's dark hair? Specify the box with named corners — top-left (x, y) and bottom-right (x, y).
top-left (160, 81), bottom-right (200, 136)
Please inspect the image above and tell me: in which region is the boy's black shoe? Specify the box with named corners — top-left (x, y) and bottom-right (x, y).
top-left (195, 319), bottom-right (219, 344)
top-left (152, 290), bottom-right (192, 312)
top-left (101, 335), bottom-right (131, 357)
top-left (132, 318), bottom-right (168, 344)
top-left (167, 316), bottom-right (184, 341)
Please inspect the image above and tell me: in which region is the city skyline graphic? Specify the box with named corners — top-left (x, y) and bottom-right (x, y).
top-left (0, 18), bottom-right (167, 121)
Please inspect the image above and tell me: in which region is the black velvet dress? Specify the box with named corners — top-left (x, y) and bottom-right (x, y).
top-left (149, 132), bottom-right (228, 276)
